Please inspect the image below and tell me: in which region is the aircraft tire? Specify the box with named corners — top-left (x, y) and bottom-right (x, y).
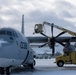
top-left (0, 67), bottom-right (4, 74)
top-left (6, 67), bottom-right (10, 75)
top-left (29, 60), bottom-right (36, 69)
top-left (34, 60), bottom-right (36, 66)
top-left (29, 63), bottom-right (34, 69)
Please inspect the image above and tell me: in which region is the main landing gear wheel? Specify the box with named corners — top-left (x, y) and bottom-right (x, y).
top-left (0, 67), bottom-right (4, 74)
top-left (0, 67), bottom-right (10, 75)
top-left (29, 60), bottom-right (36, 69)
top-left (34, 60), bottom-right (36, 66)
top-left (57, 61), bottom-right (64, 67)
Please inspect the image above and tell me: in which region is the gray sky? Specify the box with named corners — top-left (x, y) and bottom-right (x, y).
top-left (0, 0), bottom-right (76, 36)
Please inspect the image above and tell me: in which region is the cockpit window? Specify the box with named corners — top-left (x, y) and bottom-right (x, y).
top-left (7, 31), bottom-right (18, 37)
top-left (0, 30), bottom-right (18, 38)
top-left (15, 33), bottom-right (18, 37)
top-left (12, 32), bottom-right (18, 37)
top-left (0, 31), bottom-right (6, 35)
top-left (7, 31), bottom-right (12, 36)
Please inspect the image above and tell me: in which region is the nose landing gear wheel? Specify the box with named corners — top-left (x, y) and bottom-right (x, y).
top-left (0, 67), bottom-right (4, 74)
top-left (6, 67), bottom-right (10, 75)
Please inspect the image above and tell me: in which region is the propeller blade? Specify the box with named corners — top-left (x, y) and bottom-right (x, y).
top-left (38, 42), bottom-right (48, 48)
top-left (51, 43), bottom-right (55, 56)
top-left (51, 23), bottom-right (53, 38)
top-left (40, 32), bottom-right (49, 38)
top-left (55, 40), bottom-right (65, 47)
top-left (49, 38), bottom-right (55, 55)
top-left (55, 31), bottom-right (67, 38)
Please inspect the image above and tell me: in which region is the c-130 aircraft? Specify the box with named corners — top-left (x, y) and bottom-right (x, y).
top-left (0, 15), bottom-right (36, 75)
top-left (0, 15), bottom-right (76, 75)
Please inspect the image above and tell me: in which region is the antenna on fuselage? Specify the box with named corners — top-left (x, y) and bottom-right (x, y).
top-left (21, 14), bottom-right (24, 35)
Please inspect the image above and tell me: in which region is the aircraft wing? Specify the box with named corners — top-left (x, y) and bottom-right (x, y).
top-left (43, 21), bottom-right (76, 36)
top-left (27, 22), bottom-right (76, 44)
top-left (27, 37), bottom-right (48, 43)
top-left (27, 36), bottom-right (76, 43)
top-left (27, 36), bottom-right (76, 49)
top-left (27, 22), bottom-right (76, 48)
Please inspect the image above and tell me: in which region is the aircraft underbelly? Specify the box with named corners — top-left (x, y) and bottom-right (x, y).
top-left (0, 57), bottom-right (23, 67)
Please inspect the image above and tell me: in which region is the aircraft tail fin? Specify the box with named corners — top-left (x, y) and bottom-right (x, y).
top-left (21, 15), bottom-right (24, 35)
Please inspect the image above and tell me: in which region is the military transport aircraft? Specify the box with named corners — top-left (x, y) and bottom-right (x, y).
top-left (0, 15), bottom-right (36, 75)
top-left (0, 15), bottom-right (76, 75)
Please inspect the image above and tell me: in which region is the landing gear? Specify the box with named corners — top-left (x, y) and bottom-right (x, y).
top-left (33, 60), bottom-right (36, 66)
top-left (0, 67), bottom-right (10, 75)
top-left (23, 60), bottom-right (36, 69)
top-left (6, 67), bottom-right (10, 75)
top-left (0, 67), bottom-right (4, 74)
top-left (29, 60), bottom-right (36, 69)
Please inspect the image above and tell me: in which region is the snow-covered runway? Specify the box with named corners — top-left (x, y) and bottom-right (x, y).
top-left (11, 59), bottom-right (76, 75)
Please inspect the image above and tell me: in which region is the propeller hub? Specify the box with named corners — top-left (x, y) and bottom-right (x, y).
top-left (48, 37), bottom-right (55, 48)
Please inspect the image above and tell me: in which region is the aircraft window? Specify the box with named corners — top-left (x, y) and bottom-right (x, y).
top-left (15, 33), bottom-right (18, 37)
top-left (12, 32), bottom-right (18, 37)
top-left (12, 33), bottom-right (15, 37)
top-left (10, 37), bottom-right (13, 40)
top-left (0, 31), bottom-right (6, 35)
top-left (7, 31), bottom-right (12, 36)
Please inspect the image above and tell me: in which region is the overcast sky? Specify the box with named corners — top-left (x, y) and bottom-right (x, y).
top-left (0, 0), bottom-right (76, 36)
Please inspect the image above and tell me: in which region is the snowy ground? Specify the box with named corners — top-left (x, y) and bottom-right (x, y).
top-left (11, 59), bottom-right (76, 75)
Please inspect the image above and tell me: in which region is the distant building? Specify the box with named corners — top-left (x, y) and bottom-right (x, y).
top-left (35, 52), bottom-right (62, 59)
top-left (55, 52), bottom-right (62, 55)
top-left (36, 54), bottom-right (43, 59)
top-left (42, 52), bottom-right (51, 59)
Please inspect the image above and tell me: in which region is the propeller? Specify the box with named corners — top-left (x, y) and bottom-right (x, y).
top-left (39, 23), bottom-right (66, 55)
